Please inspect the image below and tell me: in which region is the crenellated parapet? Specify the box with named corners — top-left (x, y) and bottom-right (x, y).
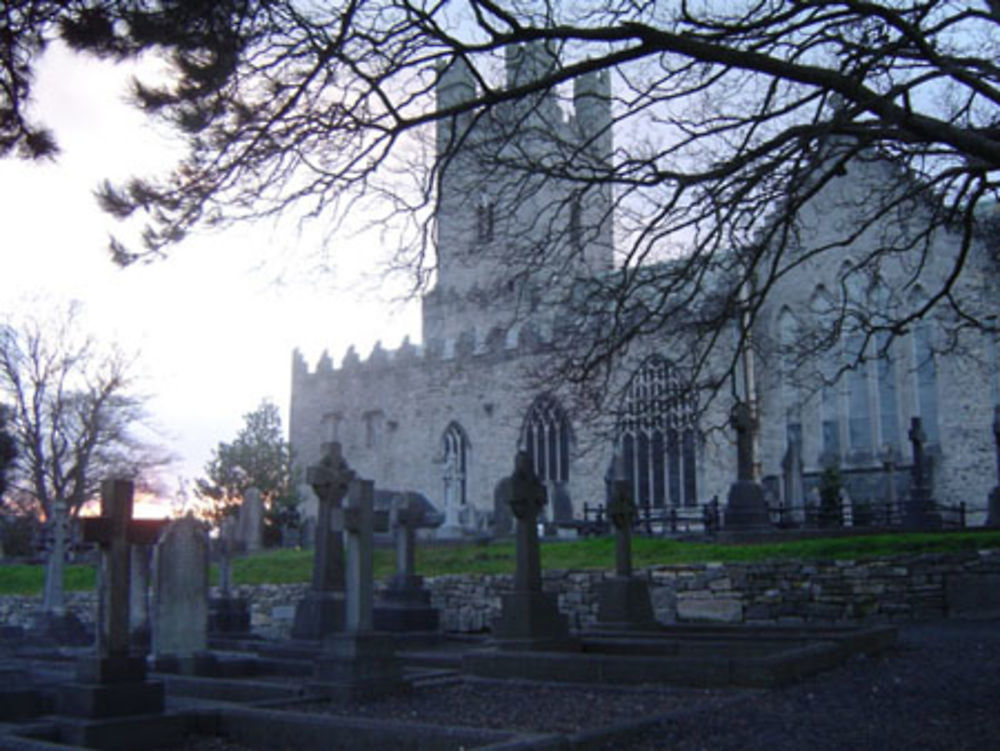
top-left (290, 319), bottom-right (562, 381)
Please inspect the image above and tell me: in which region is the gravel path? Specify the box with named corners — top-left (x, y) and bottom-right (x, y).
top-left (603, 619), bottom-right (1000, 751)
top-left (175, 619), bottom-right (1000, 750)
top-left (302, 679), bottom-right (741, 734)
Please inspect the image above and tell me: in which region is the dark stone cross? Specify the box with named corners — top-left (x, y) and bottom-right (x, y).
top-left (905, 417), bottom-right (941, 530)
top-left (492, 450), bottom-right (568, 643)
top-left (987, 407), bottom-right (1000, 527)
top-left (909, 418), bottom-right (928, 498)
top-left (596, 448), bottom-right (656, 631)
top-left (373, 495), bottom-right (440, 633)
top-left (606, 451), bottom-right (635, 578)
top-left (732, 400), bottom-right (755, 482)
top-left (307, 442), bottom-right (355, 593)
top-left (81, 480), bottom-right (166, 663)
top-left (724, 400), bottom-right (771, 530)
top-left (508, 450), bottom-right (547, 592)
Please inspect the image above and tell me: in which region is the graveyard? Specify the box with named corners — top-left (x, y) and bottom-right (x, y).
top-left (0, 443), bottom-right (998, 751)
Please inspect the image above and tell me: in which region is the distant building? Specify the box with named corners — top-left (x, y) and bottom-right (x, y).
top-left (290, 45), bottom-right (998, 534)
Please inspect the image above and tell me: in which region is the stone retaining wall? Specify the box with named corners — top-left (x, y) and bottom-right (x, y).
top-left (3, 550), bottom-right (998, 639)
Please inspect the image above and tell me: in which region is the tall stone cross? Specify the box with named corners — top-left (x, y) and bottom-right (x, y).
top-left (508, 450), bottom-right (547, 592)
top-left (606, 450), bottom-right (635, 578)
top-left (908, 417), bottom-right (929, 500)
top-left (81, 480), bottom-right (165, 660)
top-left (334, 478), bottom-right (389, 631)
top-left (732, 400), bottom-right (756, 482)
top-left (42, 498), bottom-right (69, 615)
top-left (306, 442), bottom-right (355, 593)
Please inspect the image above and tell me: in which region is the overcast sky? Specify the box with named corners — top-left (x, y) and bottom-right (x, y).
top-left (0, 43), bottom-right (421, 513)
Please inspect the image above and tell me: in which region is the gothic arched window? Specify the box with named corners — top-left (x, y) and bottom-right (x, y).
top-left (442, 421), bottom-right (469, 506)
top-left (619, 356), bottom-right (698, 508)
top-left (521, 394), bottom-right (571, 484)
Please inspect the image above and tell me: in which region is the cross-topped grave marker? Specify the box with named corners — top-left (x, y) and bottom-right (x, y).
top-left (81, 480), bottom-right (165, 665)
top-left (606, 450), bottom-right (635, 579)
top-left (336, 478), bottom-right (389, 632)
top-left (724, 400), bottom-right (772, 530)
top-left (374, 494), bottom-right (441, 632)
top-left (596, 448), bottom-right (656, 631)
top-left (58, 479), bottom-right (170, 734)
top-left (509, 450), bottom-right (547, 592)
top-left (292, 442), bottom-right (355, 639)
top-left (905, 417), bottom-right (941, 530)
top-left (314, 476), bottom-right (408, 700)
top-left (308, 442), bottom-right (355, 592)
top-left (492, 450), bottom-right (569, 645)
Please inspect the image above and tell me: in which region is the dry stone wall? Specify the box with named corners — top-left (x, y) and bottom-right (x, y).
top-left (3, 550), bottom-right (997, 639)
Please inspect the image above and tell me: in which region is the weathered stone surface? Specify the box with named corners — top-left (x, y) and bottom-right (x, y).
top-left (676, 596), bottom-right (743, 623)
top-left (152, 515), bottom-right (209, 660)
top-left (945, 573), bottom-right (1000, 618)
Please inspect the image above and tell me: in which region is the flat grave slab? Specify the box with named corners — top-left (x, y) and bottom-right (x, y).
top-left (464, 623), bottom-right (897, 688)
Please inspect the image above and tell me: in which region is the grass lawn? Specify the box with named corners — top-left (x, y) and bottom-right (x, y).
top-left (1, 529), bottom-right (999, 595)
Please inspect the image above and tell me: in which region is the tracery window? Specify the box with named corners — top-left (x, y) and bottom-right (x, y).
top-left (442, 421), bottom-right (469, 506)
top-left (619, 356), bottom-right (698, 508)
top-left (521, 394), bottom-right (571, 484)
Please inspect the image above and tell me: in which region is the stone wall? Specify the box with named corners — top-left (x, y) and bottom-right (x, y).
top-left (4, 550), bottom-right (997, 639)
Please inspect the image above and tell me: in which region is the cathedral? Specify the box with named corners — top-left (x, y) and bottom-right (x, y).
top-left (289, 45), bottom-right (999, 534)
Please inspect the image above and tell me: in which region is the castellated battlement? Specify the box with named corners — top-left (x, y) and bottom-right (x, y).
top-left (291, 318), bottom-right (559, 382)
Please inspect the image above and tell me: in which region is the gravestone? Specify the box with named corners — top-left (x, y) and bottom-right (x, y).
top-left (492, 451), bottom-right (569, 646)
top-left (292, 442), bottom-right (354, 639)
top-left (129, 543), bottom-right (153, 649)
top-left (314, 477), bottom-right (406, 699)
top-left (596, 451), bottom-right (657, 631)
top-left (56, 480), bottom-right (180, 750)
top-left (208, 515), bottom-right (251, 635)
top-left (724, 401), bottom-right (772, 530)
top-left (904, 417), bottom-right (942, 530)
top-left (33, 498), bottom-right (89, 644)
top-left (492, 477), bottom-right (514, 536)
top-left (152, 514), bottom-right (209, 671)
top-left (237, 486), bottom-right (264, 553)
top-left (987, 407), bottom-right (1000, 527)
top-left (781, 439), bottom-right (805, 524)
top-left (374, 495), bottom-right (440, 632)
